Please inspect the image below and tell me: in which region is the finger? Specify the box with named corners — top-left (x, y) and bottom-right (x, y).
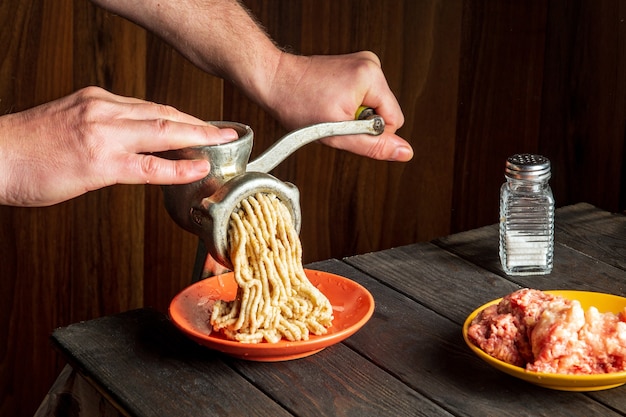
top-left (105, 118), bottom-right (239, 153)
top-left (358, 87), bottom-right (405, 133)
top-left (320, 131), bottom-right (413, 162)
top-left (117, 101), bottom-right (212, 126)
top-left (113, 154), bottom-right (212, 185)
top-left (347, 53), bottom-right (404, 131)
top-left (85, 91), bottom-right (240, 147)
top-left (373, 102), bottom-right (404, 133)
top-left (79, 87), bottom-right (215, 126)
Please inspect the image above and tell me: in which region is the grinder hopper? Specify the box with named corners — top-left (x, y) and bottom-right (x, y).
top-left (160, 109), bottom-right (385, 280)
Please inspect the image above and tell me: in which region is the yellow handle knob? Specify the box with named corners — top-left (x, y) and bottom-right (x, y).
top-left (355, 106), bottom-right (376, 120)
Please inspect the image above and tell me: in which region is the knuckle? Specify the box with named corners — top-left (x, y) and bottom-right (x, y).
top-left (76, 85), bottom-right (104, 97)
top-left (153, 117), bottom-right (173, 137)
top-left (154, 103), bottom-right (180, 119)
top-left (72, 88), bottom-right (110, 122)
top-left (149, 104), bottom-right (182, 136)
top-left (138, 155), bottom-right (163, 181)
top-left (354, 58), bottom-right (373, 75)
top-left (355, 50), bottom-right (381, 67)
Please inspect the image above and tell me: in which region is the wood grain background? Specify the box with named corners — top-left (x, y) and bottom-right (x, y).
top-left (1, 1), bottom-right (624, 415)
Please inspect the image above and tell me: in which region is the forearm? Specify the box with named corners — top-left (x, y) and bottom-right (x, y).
top-left (90, 0), bottom-right (282, 108)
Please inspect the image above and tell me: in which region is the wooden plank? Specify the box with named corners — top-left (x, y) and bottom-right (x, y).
top-left (553, 203), bottom-right (626, 271)
top-left (539, 1), bottom-right (626, 213)
top-left (231, 345), bottom-right (452, 417)
top-left (341, 205), bottom-right (626, 412)
top-left (52, 309), bottom-right (291, 417)
top-left (589, 384), bottom-right (626, 415)
top-left (1, 2), bottom-right (150, 415)
top-left (452, 0), bottom-right (549, 232)
top-left (52, 309), bottom-right (451, 417)
top-left (344, 242), bottom-right (521, 325)
top-left (431, 204), bottom-right (626, 295)
top-left (312, 259), bottom-right (623, 417)
top-left (54, 270), bottom-right (451, 416)
top-left (0, 2), bottom-right (75, 415)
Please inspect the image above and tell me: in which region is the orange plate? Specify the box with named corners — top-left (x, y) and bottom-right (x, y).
top-left (463, 290), bottom-right (626, 391)
top-left (169, 269), bottom-right (375, 361)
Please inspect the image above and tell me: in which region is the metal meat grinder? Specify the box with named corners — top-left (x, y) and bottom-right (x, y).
top-left (159, 108), bottom-right (384, 281)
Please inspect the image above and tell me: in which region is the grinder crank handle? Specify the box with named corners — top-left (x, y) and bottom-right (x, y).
top-left (245, 107), bottom-right (384, 173)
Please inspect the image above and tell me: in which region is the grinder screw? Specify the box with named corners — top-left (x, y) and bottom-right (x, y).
top-left (192, 209), bottom-right (204, 226)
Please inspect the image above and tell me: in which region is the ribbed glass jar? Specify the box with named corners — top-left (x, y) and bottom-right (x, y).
top-left (499, 154), bottom-right (555, 276)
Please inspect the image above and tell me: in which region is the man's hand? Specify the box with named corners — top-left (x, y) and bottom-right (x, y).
top-left (265, 51), bottom-right (412, 162)
top-left (0, 86), bottom-right (238, 207)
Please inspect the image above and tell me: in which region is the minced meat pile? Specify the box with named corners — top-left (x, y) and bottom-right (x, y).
top-left (468, 288), bottom-right (626, 374)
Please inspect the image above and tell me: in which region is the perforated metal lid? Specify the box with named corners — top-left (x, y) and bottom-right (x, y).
top-left (505, 154), bottom-right (551, 180)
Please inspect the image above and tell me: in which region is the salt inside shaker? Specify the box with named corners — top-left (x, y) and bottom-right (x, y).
top-left (499, 154), bottom-right (555, 276)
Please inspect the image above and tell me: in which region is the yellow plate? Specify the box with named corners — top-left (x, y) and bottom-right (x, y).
top-left (462, 290), bottom-right (626, 391)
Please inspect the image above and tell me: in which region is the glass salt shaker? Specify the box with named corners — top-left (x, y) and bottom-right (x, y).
top-left (499, 154), bottom-right (555, 276)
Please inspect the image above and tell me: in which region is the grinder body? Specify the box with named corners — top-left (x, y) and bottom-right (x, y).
top-left (160, 112), bottom-right (384, 279)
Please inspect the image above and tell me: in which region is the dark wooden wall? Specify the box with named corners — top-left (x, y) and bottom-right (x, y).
top-left (1, 1), bottom-right (624, 415)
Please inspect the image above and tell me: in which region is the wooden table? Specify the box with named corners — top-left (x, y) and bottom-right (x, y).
top-left (37, 203), bottom-right (626, 416)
